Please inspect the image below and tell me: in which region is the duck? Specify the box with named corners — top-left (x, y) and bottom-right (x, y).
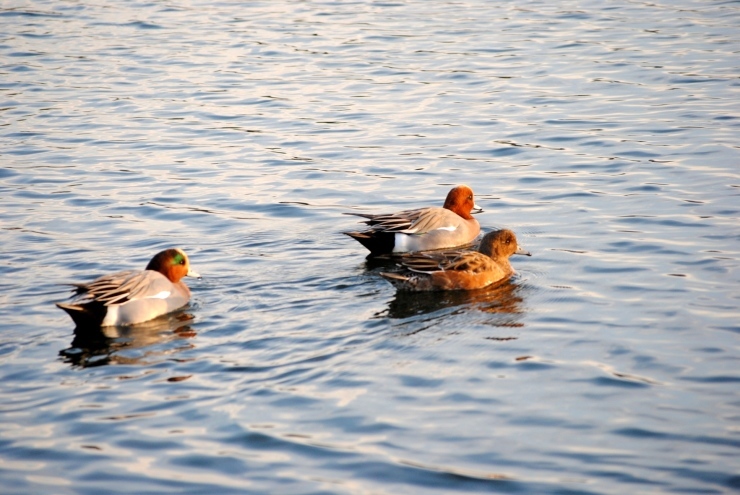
top-left (56, 248), bottom-right (199, 327)
top-left (344, 185), bottom-right (482, 257)
top-left (379, 229), bottom-right (530, 291)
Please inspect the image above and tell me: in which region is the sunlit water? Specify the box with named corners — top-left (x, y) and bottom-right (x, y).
top-left (1, 0), bottom-right (738, 493)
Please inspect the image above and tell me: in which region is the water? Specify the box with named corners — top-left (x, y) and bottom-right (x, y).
top-left (1, 0), bottom-right (738, 493)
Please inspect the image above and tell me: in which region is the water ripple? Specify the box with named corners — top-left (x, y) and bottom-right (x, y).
top-left (0, 0), bottom-right (738, 493)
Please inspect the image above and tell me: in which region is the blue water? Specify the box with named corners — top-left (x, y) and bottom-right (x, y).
top-left (1, 0), bottom-right (739, 493)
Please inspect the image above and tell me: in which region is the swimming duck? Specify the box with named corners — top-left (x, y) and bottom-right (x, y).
top-left (56, 248), bottom-right (199, 327)
top-left (380, 229), bottom-right (530, 291)
top-left (344, 185), bottom-right (482, 256)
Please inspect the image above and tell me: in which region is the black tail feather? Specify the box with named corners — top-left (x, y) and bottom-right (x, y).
top-left (344, 231), bottom-right (395, 257)
top-left (56, 302), bottom-right (107, 328)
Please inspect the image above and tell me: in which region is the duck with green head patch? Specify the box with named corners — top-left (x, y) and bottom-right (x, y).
top-left (56, 248), bottom-right (200, 327)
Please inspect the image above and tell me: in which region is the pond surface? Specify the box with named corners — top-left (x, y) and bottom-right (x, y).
top-left (1, 0), bottom-right (739, 493)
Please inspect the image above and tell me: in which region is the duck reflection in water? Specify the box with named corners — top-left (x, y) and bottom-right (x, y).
top-left (383, 277), bottom-right (526, 322)
top-left (59, 312), bottom-right (196, 368)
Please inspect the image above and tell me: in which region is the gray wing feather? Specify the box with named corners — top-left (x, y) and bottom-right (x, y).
top-left (347, 207), bottom-right (457, 235)
top-left (72, 270), bottom-right (172, 306)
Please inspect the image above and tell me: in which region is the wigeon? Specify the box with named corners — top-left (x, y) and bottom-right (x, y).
top-left (56, 248), bottom-right (199, 327)
top-left (344, 185), bottom-right (482, 256)
top-left (379, 229), bottom-right (530, 291)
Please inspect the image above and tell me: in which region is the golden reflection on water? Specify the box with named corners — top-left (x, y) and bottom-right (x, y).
top-left (59, 312), bottom-right (196, 368)
top-left (382, 279), bottom-right (525, 324)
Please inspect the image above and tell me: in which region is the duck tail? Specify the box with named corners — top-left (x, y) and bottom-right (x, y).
top-left (56, 302), bottom-right (106, 328)
top-left (379, 271), bottom-right (418, 290)
top-left (342, 212), bottom-right (376, 222)
top-left (379, 271), bottom-right (409, 283)
top-left (344, 231), bottom-right (395, 257)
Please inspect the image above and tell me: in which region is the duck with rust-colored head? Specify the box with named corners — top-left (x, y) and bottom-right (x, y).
top-left (380, 229), bottom-right (530, 291)
top-left (56, 248), bottom-right (199, 327)
top-left (344, 185), bottom-right (482, 257)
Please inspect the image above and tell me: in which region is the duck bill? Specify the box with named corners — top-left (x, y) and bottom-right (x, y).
top-left (515, 247), bottom-right (531, 256)
top-left (471, 204), bottom-right (484, 214)
top-left (187, 268), bottom-right (202, 279)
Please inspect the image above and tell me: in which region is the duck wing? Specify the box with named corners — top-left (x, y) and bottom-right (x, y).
top-left (346, 207), bottom-right (458, 235)
top-left (70, 270), bottom-right (173, 306)
top-left (398, 250), bottom-right (493, 275)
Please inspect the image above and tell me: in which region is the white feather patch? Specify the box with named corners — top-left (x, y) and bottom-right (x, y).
top-left (149, 291), bottom-right (171, 299)
top-left (435, 225), bottom-right (457, 232)
top-left (393, 233), bottom-right (410, 253)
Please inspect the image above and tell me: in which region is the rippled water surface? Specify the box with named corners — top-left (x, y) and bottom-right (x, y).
top-left (1, 0), bottom-right (739, 493)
